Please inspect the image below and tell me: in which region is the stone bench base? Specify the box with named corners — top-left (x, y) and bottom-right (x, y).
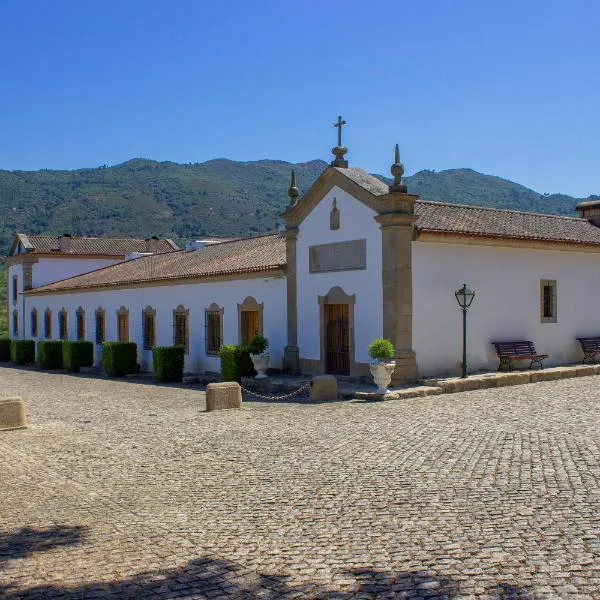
top-left (310, 375), bottom-right (338, 402)
top-left (0, 397), bottom-right (27, 431)
top-left (206, 382), bottom-right (243, 412)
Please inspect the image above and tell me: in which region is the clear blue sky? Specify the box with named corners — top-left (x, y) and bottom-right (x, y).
top-left (1, 0), bottom-right (598, 196)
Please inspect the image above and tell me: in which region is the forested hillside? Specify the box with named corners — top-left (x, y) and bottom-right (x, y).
top-left (1, 157), bottom-right (596, 337)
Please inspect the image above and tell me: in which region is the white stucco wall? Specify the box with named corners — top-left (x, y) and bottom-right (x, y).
top-left (413, 240), bottom-right (600, 376)
top-left (23, 275), bottom-right (286, 374)
top-left (32, 257), bottom-right (122, 288)
top-left (296, 186), bottom-right (382, 365)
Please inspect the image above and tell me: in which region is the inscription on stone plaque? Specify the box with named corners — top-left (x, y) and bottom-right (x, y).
top-left (309, 239), bottom-right (366, 273)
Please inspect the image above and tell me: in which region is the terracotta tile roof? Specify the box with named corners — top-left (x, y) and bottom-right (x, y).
top-left (28, 234), bottom-right (286, 294)
top-left (334, 167), bottom-right (389, 196)
top-left (415, 200), bottom-right (600, 245)
top-left (14, 234), bottom-right (179, 256)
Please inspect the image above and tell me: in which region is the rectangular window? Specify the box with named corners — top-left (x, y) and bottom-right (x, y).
top-left (118, 313), bottom-right (129, 342)
top-left (12, 311), bottom-right (18, 336)
top-left (12, 275), bottom-right (17, 304)
top-left (31, 311), bottom-right (38, 337)
top-left (540, 279), bottom-right (557, 323)
top-left (44, 310), bottom-right (52, 339)
top-left (174, 312), bottom-right (188, 352)
top-left (59, 311), bottom-right (68, 340)
top-left (205, 310), bottom-right (222, 355)
top-left (95, 311), bottom-right (105, 344)
top-left (240, 310), bottom-right (259, 344)
top-left (76, 310), bottom-right (85, 341)
top-left (143, 310), bottom-right (155, 350)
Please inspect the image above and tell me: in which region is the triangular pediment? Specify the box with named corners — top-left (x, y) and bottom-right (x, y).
top-left (282, 166), bottom-right (387, 227)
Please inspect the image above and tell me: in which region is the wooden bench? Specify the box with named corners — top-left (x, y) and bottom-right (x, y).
top-left (576, 337), bottom-right (600, 364)
top-left (492, 341), bottom-right (548, 371)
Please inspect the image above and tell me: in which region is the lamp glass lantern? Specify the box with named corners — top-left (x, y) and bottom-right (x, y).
top-left (455, 283), bottom-right (475, 378)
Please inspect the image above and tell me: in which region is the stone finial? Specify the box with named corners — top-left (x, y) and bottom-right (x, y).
top-left (331, 115), bottom-right (348, 168)
top-left (288, 169), bottom-right (299, 206)
top-left (389, 143), bottom-right (407, 193)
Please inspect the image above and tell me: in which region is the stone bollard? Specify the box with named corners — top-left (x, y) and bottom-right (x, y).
top-left (206, 382), bottom-right (243, 412)
top-left (310, 375), bottom-right (338, 402)
top-left (0, 397), bottom-right (27, 431)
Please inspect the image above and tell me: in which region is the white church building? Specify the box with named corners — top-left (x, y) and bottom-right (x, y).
top-left (7, 138), bottom-right (600, 382)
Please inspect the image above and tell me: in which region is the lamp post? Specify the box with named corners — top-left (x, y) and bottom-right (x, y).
top-left (454, 283), bottom-right (475, 378)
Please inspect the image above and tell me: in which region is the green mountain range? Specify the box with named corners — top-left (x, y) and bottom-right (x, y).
top-left (0, 158), bottom-right (596, 257)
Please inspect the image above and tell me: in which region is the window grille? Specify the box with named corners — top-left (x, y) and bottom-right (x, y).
top-left (173, 307), bottom-right (188, 352)
top-left (45, 309), bottom-right (52, 339)
top-left (59, 309), bottom-right (68, 340)
top-left (143, 309), bottom-right (156, 350)
top-left (95, 309), bottom-right (105, 344)
top-left (540, 279), bottom-right (557, 323)
top-left (76, 308), bottom-right (85, 341)
top-left (205, 310), bottom-right (222, 355)
top-left (12, 275), bottom-right (17, 304)
top-left (12, 310), bottom-right (18, 336)
top-left (31, 309), bottom-right (38, 337)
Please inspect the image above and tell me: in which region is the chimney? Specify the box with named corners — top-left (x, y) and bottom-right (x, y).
top-left (59, 234), bottom-right (72, 252)
top-left (145, 236), bottom-right (160, 253)
top-left (576, 199), bottom-right (600, 227)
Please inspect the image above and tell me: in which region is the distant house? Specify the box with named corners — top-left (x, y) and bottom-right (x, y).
top-left (8, 141), bottom-right (600, 380)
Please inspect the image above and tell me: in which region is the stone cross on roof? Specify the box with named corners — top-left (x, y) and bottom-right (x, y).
top-left (331, 115), bottom-right (348, 168)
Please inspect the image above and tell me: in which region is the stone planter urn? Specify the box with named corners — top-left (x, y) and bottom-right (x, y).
top-left (250, 352), bottom-right (270, 379)
top-left (369, 361), bottom-right (396, 394)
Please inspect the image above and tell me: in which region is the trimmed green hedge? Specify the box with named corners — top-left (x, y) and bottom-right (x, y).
top-left (220, 343), bottom-right (255, 382)
top-left (0, 339), bottom-right (11, 362)
top-left (37, 341), bottom-right (64, 369)
top-left (102, 342), bottom-right (137, 377)
top-left (220, 345), bottom-right (237, 382)
top-left (62, 341), bottom-right (94, 373)
top-left (11, 340), bottom-right (35, 365)
top-left (152, 345), bottom-right (185, 382)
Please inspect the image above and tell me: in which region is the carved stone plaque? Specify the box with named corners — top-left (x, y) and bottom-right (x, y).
top-left (309, 239), bottom-right (366, 273)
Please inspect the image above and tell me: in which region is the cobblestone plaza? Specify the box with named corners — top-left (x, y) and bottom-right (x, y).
top-left (1, 367), bottom-right (599, 599)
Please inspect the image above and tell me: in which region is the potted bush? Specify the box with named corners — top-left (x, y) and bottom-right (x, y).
top-left (368, 338), bottom-right (396, 394)
top-left (248, 335), bottom-right (270, 379)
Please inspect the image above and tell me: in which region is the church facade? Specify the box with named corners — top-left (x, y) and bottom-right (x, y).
top-left (8, 140), bottom-right (600, 381)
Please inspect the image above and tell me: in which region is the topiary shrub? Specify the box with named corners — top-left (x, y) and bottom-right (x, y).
top-left (0, 338), bottom-right (11, 361)
top-left (220, 345), bottom-right (238, 382)
top-left (152, 345), bottom-right (185, 382)
top-left (62, 341), bottom-right (94, 373)
top-left (102, 342), bottom-right (137, 377)
top-left (11, 340), bottom-right (35, 365)
top-left (368, 338), bottom-right (395, 362)
top-left (248, 335), bottom-right (268, 355)
top-left (37, 341), bottom-right (64, 369)
top-left (234, 344), bottom-right (255, 377)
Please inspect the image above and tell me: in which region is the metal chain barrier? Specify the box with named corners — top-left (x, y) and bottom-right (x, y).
top-left (239, 382), bottom-right (311, 401)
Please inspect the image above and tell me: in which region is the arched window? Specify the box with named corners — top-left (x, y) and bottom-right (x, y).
top-left (95, 307), bottom-right (105, 344)
top-left (173, 305), bottom-right (189, 352)
top-left (205, 303), bottom-right (224, 355)
top-left (76, 307), bottom-right (85, 341)
top-left (30, 308), bottom-right (38, 338)
top-left (58, 308), bottom-right (68, 340)
top-left (44, 309), bottom-right (52, 339)
top-left (237, 296), bottom-right (263, 345)
top-left (12, 310), bottom-right (18, 336)
top-left (117, 306), bottom-right (129, 342)
top-left (142, 306), bottom-right (156, 350)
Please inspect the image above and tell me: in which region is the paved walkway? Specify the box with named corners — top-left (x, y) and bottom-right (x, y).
top-left (1, 367), bottom-right (599, 599)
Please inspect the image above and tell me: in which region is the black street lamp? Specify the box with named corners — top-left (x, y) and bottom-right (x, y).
top-left (454, 283), bottom-right (475, 378)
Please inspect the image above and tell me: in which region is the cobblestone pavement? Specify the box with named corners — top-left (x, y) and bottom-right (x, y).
top-left (1, 367), bottom-right (600, 599)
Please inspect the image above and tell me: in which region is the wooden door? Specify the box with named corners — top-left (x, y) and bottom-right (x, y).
top-left (326, 304), bottom-right (349, 375)
top-left (241, 310), bottom-right (260, 344)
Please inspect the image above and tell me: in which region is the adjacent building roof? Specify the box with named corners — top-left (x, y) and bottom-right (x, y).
top-left (27, 234), bottom-right (286, 294)
top-left (10, 233), bottom-right (179, 256)
top-left (415, 200), bottom-right (600, 246)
